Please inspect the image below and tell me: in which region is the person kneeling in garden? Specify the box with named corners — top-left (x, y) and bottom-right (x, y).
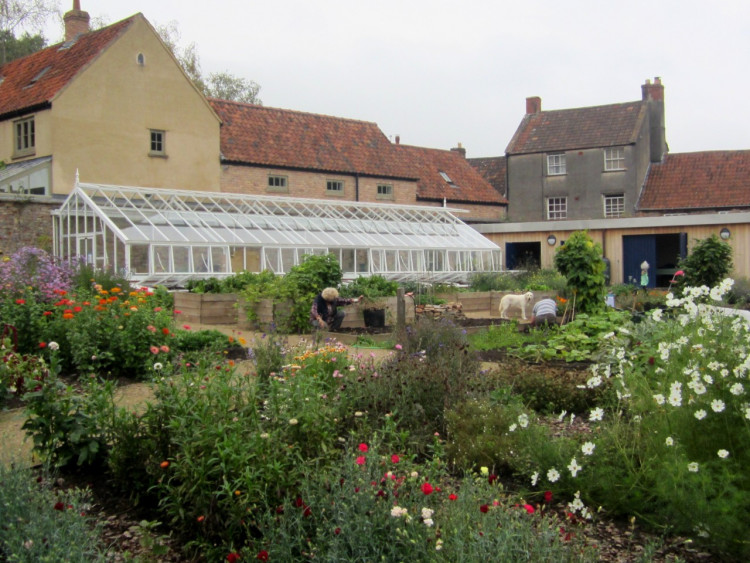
top-left (310, 287), bottom-right (361, 331)
top-left (531, 297), bottom-right (558, 327)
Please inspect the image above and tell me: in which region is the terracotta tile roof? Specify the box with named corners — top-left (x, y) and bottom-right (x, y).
top-left (396, 145), bottom-right (507, 205)
top-left (209, 99), bottom-right (416, 179)
top-left (506, 101), bottom-right (647, 155)
top-left (0, 15), bottom-right (137, 120)
top-left (467, 156), bottom-right (506, 198)
top-left (638, 151), bottom-right (750, 212)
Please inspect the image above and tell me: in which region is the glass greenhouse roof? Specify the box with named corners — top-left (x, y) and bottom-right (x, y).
top-left (53, 183), bottom-right (502, 286)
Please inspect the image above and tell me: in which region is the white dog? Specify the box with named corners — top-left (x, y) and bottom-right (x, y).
top-left (499, 291), bottom-right (534, 320)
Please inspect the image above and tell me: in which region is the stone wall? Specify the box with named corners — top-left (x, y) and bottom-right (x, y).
top-left (0, 196), bottom-right (59, 256)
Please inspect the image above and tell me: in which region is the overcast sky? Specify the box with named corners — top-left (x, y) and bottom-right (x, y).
top-left (45, 1), bottom-right (750, 158)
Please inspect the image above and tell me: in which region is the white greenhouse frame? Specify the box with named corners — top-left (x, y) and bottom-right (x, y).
top-left (52, 183), bottom-right (503, 287)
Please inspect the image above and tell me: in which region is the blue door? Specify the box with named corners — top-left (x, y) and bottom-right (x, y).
top-left (622, 235), bottom-right (657, 288)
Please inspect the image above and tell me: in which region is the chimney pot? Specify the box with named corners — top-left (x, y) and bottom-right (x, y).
top-left (526, 96), bottom-right (541, 114)
top-left (395, 135), bottom-right (400, 145)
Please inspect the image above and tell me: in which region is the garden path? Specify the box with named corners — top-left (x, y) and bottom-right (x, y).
top-left (0, 324), bottom-right (398, 469)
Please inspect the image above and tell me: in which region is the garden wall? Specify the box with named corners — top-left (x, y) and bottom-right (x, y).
top-left (173, 293), bottom-right (416, 330)
top-left (433, 290), bottom-right (558, 318)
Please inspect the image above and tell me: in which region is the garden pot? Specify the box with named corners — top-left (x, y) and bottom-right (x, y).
top-left (363, 308), bottom-right (386, 328)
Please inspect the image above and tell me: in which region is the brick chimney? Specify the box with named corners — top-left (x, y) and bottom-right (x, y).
top-left (526, 96), bottom-right (541, 114)
top-left (641, 77), bottom-right (667, 162)
top-left (451, 142), bottom-right (466, 158)
top-left (64, 0), bottom-right (90, 41)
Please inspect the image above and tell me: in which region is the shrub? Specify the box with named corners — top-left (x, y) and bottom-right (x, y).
top-left (0, 465), bottom-right (106, 561)
top-left (553, 231), bottom-right (606, 315)
top-left (676, 233), bottom-right (733, 291)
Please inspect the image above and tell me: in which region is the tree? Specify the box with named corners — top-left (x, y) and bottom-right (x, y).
top-left (155, 20), bottom-right (261, 105)
top-left (553, 230), bottom-right (606, 315)
top-left (0, 0), bottom-right (58, 63)
top-left (0, 28), bottom-right (45, 62)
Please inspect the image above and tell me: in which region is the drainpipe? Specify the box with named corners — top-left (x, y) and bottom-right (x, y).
top-left (355, 173), bottom-right (360, 201)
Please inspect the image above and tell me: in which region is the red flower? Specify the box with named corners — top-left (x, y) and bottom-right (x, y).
top-left (43, 311), bottom-right (52, 316)
top-left (334, 527), bottom-right (341, 535)
top-left (303, 505), bottom-right (312, 517)
top-left (355, 456), bottom-right (366, 465)
top-left (358, 443), bottom-right (369, 453)
top-left (523, 504), bottom-right (535, 514)
top-left (448, 493), bottom-right (458, 501)
top-left (197, 515), bottom-right (205, 523)
top-left (648, 356), bottom-right (655, 365)
top-left (390, 454), bottom-right (400, 463)
top-left (226, 553), bottom-right (241, 563)
top-left (479, 504), bottom-right (489, 513)
top-left (39, 342), bottom-right (47, 348)
top-left (174, 309), bottom-right (182, 314)
top-left (488, 473), bottom-right (498, 485)
top-left (54, 501), bottom-right (65, 511)
top-left (73, 306), bottom-right (82, 313)
top-left (15, 299), bottom-right (25, 305)
top-left (183, 324), bottom-right (191, 330)
top-left (162, 327), bottom-right (170, 335)
top-left (256, 550), bottom-right (268, 561)
top-left (294, 496), bottom-right (304, 508)
top-left (421, 482), bottom-right (433, 495)
top-left (544, 490), bottom-right (553, 503)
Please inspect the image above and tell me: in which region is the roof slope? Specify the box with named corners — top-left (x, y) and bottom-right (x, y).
top-left (209, 99), bottom-right (415, 179)
top-left (0, 15), bottom-right (137, 120)
top-left (506, 101), bottom-right (646, 155)
top-left (467, 156), bottom-right (506, 197)
top-left (397, 145), bottom-right (507, 205)
top-left (639, 151), bottom-right (750, 212)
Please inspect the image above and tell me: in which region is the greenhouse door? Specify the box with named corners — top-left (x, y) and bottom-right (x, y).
top-left (77, 235), bottom-right (94, 265)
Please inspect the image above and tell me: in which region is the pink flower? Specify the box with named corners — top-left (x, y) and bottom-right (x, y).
top-left (391, 454), bottom-right (400, 463)
top-left (544, 490), bottom-right (553, 503)
top-left (183, 324), bottom-right (191, 330)
top-left (356, 456), bottom-right (366, 465)
top-left (523, 504), bottom-right (535, 514)
top-left (150, 346), bottom-right (160, 355)
top-left (160, 345), bottom-right (170, 353)
top-left (395, 344), bottom-right (402, 350)
top-left (147, 325), bottom-right (157, 333)
top-left (421, 483), bottom-right (434, 495)
top-left (358, 443), bottom-right (369, 453)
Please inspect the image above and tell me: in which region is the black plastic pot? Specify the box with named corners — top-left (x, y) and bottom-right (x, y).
top-left (363, 308), bottom-right (386, 328)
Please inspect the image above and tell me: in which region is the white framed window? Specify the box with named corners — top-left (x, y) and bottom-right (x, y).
top-left (547, 153), bottom-right (566, 175)
top-left (326, 180), bottom-right (344, 194)
top-left (604, 147), bottom-right (625, 171)
top-left (603, 194), bottom-right (625, 218)
top-left (547, 197), bottom-right (567, 220)
top-left (376, 184), bottom-right (393, 199)
top-left (149, 129), bottom-right (166, 156)
top-left (14, 116), bottom-right (35, 157)
top-left (267, 175), bottom-right (288, 192)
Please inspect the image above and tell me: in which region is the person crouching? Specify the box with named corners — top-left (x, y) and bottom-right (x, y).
top-left (310, 287), bottom-right (361, 331)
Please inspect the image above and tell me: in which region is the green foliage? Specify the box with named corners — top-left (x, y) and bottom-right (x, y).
top-left (553, 231), bottom-right (606, 315)
top-left (69, 261), bottom-right (132, 295)
top-left (727, 276), bottom-right (750, 307)
top-left (22, 354), bottom-right (116, 468)
top-left (676, 233), bottom-right (733, 291)
top-left (340, 274), bottom-right (398, 302)
top-left (0, 465), bottom-right (106, 561)
top-left (469, 269), bottom-right (566, 293)
top-left (0, 336), bottom-right (48, 406)
top-left (344, 318), bottom-right (479, 450)
top-left (0, 30), bottom-right (46, 64)
top-left (249, 331), bottom-right (289, 380)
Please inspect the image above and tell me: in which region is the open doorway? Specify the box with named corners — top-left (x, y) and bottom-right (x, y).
top-left (505, 241), bottom-right (541, 270)
top-left (622, 233), bottom-right (686, 287)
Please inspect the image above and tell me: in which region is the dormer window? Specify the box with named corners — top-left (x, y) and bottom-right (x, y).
top-left (547, 154), bottom-right (566, 175)
top-left (13, 116), bottom-right (35, 157)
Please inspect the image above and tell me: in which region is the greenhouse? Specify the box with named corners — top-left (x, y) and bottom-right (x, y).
top-left (52, 183), bottom-right (503, 287)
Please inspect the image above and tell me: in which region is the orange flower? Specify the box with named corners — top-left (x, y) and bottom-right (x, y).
top-left (160, 461), bottom-right (170, 468)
